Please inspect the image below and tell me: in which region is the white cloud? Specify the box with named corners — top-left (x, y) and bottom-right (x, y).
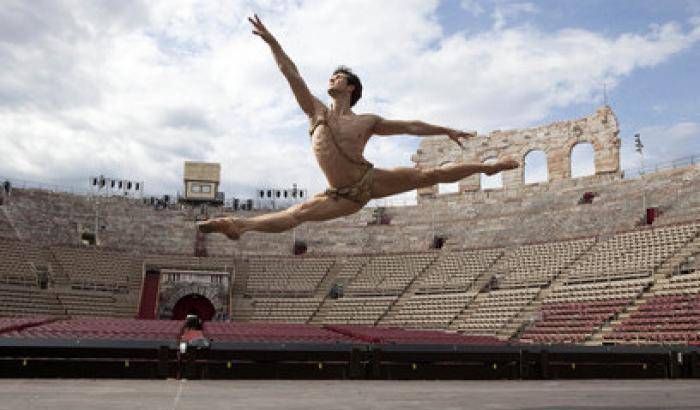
top-left (491, 2), bottom-right (538, 31)
top-left (0, 0), bottom-right (699, 201)
top-left (460, 0), bottom-right (485, 16)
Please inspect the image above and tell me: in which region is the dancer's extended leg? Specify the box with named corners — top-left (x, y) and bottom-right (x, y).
top-left (197, 194), bottom-right (363, 239)
top-left (371, 159), bottom-right (519, 199)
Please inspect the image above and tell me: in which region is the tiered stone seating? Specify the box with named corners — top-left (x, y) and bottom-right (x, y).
top-left (654, 272), bottom-right (700, 295)
top-left (51, 246), bottom-right (143, 292)
top-left (322, 296), bottom-right (397, 325)
top-left (454, 288), bottom-right (540, 335)
top-left (417, 249), bottom-right (502, 291)
top-left (564, 224), bottom-right (699, 284)
top-left (347, 253), bottom-right (436, 294)
top-left (246, 256), bottom-right (334, 295)
top-left (0, 318), bottom-right (183, 341)
top-left (334, 256), bottom-right (370, 282)
top-left (0, 239), bottom-right (48, 287)
top-left (248, 297), bottom-right (322, 323)
top-left (385, 292), bottom-right (477, 329)
top-left (0, 286), bottom-right (65, 316)
top-left (496, 239), bottom-right (594, 288)
top-left (203, 322), bottom-right (358, 343)
top-left (605, 272), bottom-right (700, 344)
top-left (0, 209), bottom-right (17, 239)
top-left (144, 254), bottom-right (234, 270)
top-left (521, 278), bottom-right (651, 344)
top-left (57, 289), bottom-right (136, 318)
top-left (324, 324), bottom-right (508, 345)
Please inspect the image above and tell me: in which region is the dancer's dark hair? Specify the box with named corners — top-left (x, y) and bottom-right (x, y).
top-left (333, 66), bottom-right (362, 107)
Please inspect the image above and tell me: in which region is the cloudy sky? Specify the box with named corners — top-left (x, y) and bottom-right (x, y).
top-left (1, 0), bottom-right (699, 201)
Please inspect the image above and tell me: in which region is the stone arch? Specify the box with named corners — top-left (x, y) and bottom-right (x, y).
top-left (561, 133), bottom-right (608, 179)
top-left (480, 156), bottom-right (503, 190)
top-left (523, 149), bottom-right (549, 184)
top-left (437, 161), bottom-right (460, 194)
top-left (570, 142), bottom-right (596, 178)
top-left (411, 107), bottom-right (621, 198)
top-left (172, 293), bottom-right (216, 321)
top-left (160, 283), bottom-right (227, 320)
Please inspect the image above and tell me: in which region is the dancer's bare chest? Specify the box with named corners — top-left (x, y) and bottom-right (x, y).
top-left (310, 116), bottom-right (372, 165)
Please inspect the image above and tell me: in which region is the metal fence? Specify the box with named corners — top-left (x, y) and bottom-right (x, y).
top-left (622, 155), bottom-right (698, 179)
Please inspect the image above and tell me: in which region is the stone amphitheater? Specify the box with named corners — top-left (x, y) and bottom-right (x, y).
top-left (1, 106), bottom-right (699, 346)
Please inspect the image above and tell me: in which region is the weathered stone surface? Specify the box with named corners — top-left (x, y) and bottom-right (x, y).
top-left (412, 106), bottom-right (621, 195)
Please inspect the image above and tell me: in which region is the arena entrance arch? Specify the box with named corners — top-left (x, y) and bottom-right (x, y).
top-left (172, 293), bottom-right (216, 321)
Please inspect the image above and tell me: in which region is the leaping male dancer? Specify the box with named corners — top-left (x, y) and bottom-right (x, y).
top-left (198, 15), bottom-right (519, 240)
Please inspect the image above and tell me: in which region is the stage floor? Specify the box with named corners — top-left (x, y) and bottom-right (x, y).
top-left (0, 379), bottom-right (698, 410)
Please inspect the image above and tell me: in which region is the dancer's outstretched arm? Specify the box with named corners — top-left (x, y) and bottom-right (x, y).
top-left (373, 117), bottom-right (475, 148)
top-left (248, 14), bottom-right (322, 117)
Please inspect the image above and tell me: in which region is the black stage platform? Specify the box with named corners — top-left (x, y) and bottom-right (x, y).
top-left (1, 337), bottom-right (698, 380)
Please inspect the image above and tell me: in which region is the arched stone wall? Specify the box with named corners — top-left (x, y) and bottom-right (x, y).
top-left (523, 149), bottom-right (550, 184)
top-left (569, 142), bottom-right (597, 178)
top-left (411, 106), bottom-right (621, 196)
top-left (158, 282), bottom-right (229, 319)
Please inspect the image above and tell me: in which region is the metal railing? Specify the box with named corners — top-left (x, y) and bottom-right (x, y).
top-left (622, 154), bottom-right (698, 179)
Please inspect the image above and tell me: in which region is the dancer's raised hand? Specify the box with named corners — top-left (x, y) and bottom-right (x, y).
top-left (248, 14), bottom-right (277, 45)
top-left (447, 130), bottom-right (476, 148)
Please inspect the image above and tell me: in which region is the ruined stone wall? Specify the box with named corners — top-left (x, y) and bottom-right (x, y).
top-left (411, 106), bottom-right (621, 196)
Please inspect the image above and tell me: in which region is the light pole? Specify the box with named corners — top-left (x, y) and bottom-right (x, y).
top-left (634, 133), bottom-right (646, 221)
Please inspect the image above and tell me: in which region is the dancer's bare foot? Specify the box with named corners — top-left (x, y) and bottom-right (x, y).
top-left (484, 159), bottom-right (519, 176)
top-left (196, 217), bottom-right (245, 240)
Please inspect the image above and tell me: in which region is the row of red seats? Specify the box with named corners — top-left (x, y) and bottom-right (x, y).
top-left (525, 326), bottom-right (598, 334)
top-left (632, 310), bottom-right (700, 318)
top-left (520, 301), bottom-right (628, 343)
top-left (521, 334), bottom-right (588, 344)
top-left (0, 316), bottom-right (53, 334)
top-left (642, 294), bottom-right (700, 303)
top-left (203, 322), bottom-right (358, 343)
top-left (616, 324), bottom-right (700, 332)
top-left (323, 325), bottom-right (507, 345)
top-left (609, 293), bottom-right (700, 343)
top-left (638, 295), bottom-right (700, 310)
top-left (540, 299), bottom-right (630, 311)
top-left (607, 332), bottom-right (700, 342)
top-left (624, 316), bottom-right (700, 325)
top-left (0, 318), bottom-right (184, 340)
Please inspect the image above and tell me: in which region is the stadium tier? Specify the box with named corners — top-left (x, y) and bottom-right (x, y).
top-left (0, 317), bottom-right (184, 341)
top-left (1, 134), bottom-right (700, 346)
